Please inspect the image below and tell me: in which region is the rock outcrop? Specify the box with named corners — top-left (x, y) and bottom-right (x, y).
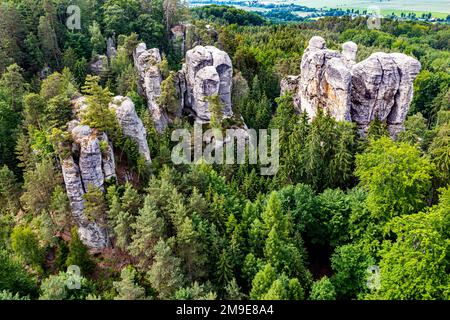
top-left (133, 43), bottom-right (234, 128)
top-left (89, 55), bottom-right (108, 75)
top-left (133, 43), bottom-right (169, 133)
top-left (109, 96), bottom-right (152, 162)
top-left (106, 37), bottom-right (117, 59)
top-left (351, 52), bottom-right (421, 136)
top-left (282, 36), bottom-right (421, 137)
top-left (184, 45), bottom-right (233, 121)
top-left (297, 36), bottom-right (353, 121)
top-left (61, 120), bottom-right (114, 249)
top-left (61, 156), bottom-right (109, 249)
top-left (63, 93), bottom-right (152, 248)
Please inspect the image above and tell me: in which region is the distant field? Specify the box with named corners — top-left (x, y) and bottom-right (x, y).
top-left (190, 1), bottom-right (450, 19)
top-left (378, 9), bottom-right (449, 19)
top-left (269, 0), bottom-right (450, 14)
top-left (340, 7), bottom-right (449, 19)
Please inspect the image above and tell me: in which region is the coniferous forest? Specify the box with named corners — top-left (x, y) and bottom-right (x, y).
top-left (0, 0), bottom-right (449, 301)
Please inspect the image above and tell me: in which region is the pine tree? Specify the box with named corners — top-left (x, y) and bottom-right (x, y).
top-left (113, 266), bottom-right (146, 300)
top-left (129, 197), bottom-right (166, 268)
top-left (10, 225), bottom-right (44, 270)
top-left (146, 238), bottom-right (185, 299)
top-left (0, 64), bottom-right (26, 112)
top-left (207, 94), bottom-right (224, 130)
top-left (176, 217), bottom-right (206, 282)
top-left (89, 21), bottom-right (106, 57)
top-left (330, 121), bottom-right (356, 188)
top-left (83, 184), bottom-right (107, 227)
top-left (66, 227), bottom-right (95, 276)
top-left (0, 165), bottom-right (21, 215)
top-left (158, 71), bottom-right (179, 114)
top-left (23, 93), bottom-right (44, 130)
top-left (215, 248), bottom-right (234, 288)
top-left (81, 75), bottom-right (117, 138)
top-left (37, 13), bottom-right (60, 68)
top-left (114, 211), bottom-right (134, 251)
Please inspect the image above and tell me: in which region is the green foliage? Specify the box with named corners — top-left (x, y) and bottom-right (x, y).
top-left (191, 5), bottom-right (267, 26)
top-left (310, 276), bottom-right (336, 300)
top-left (429, 123), bottom-right (450, 182)
top-left (158, 71), bottom-right (179, 114)
top-left (331, 243), bottom-right (374, 299)
top-left (411, 70), bottom-right (450, 125)
top-left (20, 158), bottom-right (61, 214)
top-left (10, 225), bottom-right (44, 271)
top-left (0, 249), bottom-right (38, 297)
top-left (39, 271), bottom-right (94, 300)
top-left (174, 282), bottom-right (217, 300)
top-left (0, 165), bottom-right (21, 215)
top-left (355, 137), bottom-right (434, 220)
top-left (113, 266), bottom-right (146, 300)
top-left (81, 75), bottom-right (118, 138)
top-left (371, 187), bottom-right (450, 300)
top-left (66, 228), bottom-right (95, 276)
top-left (83, 184), bottom-right (107, 227)
top-left (146, 238), bottom-right (185, 299)
top-left (0, 290), bottom-right (29, 300)
top-left (0, 2), bottom-right (449, 301)
top-left (89, 21), bottom-right (106, 57)
top-left (207, 94), bottom-right (224, 130)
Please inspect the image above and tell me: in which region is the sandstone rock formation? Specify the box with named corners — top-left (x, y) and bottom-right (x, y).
top-left (298, 36), bottom-right (352, 121)
top-left (60, 121), bottom-right (114, 249)
top-left (61, 156), bottom-right (109, 249)
top-left (109, 96), bottom-right (152, 163)
top-left (184, 45), bottom-right (233, 121)
top-left (281, 36), bottom-right (421, 137)
top-left (133, 43), bottom-right (234, 128)
top-left (133, 43), bottom-right (169, 133)
top-left (352, 52), bottom-right (421, 136)
top-left (106, 37), bottom-right (117, 58)
top-left (63, 93), bottom-right (152, 248)
top-left (90, 55), bottom-right (107, 75)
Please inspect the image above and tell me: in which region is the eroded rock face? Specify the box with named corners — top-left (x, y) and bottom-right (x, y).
top-left (99, 133), bottom-right (116, 181)
top-left (106, 37), bottom-right (117, 58)
top-left (90, 55), bottom-right (107, 75)
top-left (133, 44), bottom-right (234, 127)
top-left (72, 125), bottom-right (105, 192)
top-left (60, 121), bottom-right (114, 249)
top-left (280, 75), bottom-right (301, 112)
top-left (342, 41), bottom-right (358, 67)
top-left (61, 156), bottom-right (109, 249)
top-left (184, 45), bottom-right (233, 121)
top-left (281, 36), bottom-right (421, 137)
top-left (350, 52), bottom-right (421, 135)
top-left (133, 43), bottom-right (169, 133)
top-left (298, 37), bottom-right (352, 121)
top-left (61, 96), bottom-right (124, 249)
top-left (109, 96), bottom-right (152, 162)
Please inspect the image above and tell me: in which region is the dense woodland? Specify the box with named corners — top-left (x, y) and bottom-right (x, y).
top-left (0, 0), bottom-right (449, 300)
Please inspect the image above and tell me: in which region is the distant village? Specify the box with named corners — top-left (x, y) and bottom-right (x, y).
top-left (189, 0), bottom-right (450, 23)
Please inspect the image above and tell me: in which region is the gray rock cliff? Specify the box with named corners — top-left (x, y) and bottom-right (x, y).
top-left (281, 36), bottom-right (421, 137)
top-left (109, 96), bottom-right (152, 163)
top-left (133, 43), bottom-right (169, 133)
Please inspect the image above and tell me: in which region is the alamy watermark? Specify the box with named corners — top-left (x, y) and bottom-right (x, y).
top-left (366, 265), bottom-right (381, 290)
top-left (171, 124), bottom-right (279, 175)
top-left (66, 5), bottom-right (81, 30)
top-left (367, 6), bottom-right (383, 30)
top-left (66, 265), bottom-right (81, 290)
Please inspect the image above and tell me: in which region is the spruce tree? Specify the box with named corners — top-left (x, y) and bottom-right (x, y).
top-left (66, 227), bottom-right (95, 276)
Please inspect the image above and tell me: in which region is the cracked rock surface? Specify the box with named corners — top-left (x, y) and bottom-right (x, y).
top-left (281, 36), bottom-right (421, 137)
top-left (133, 43), bottom-right (169, 133)
top-left (110, 96), bottom-right (152, 163)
